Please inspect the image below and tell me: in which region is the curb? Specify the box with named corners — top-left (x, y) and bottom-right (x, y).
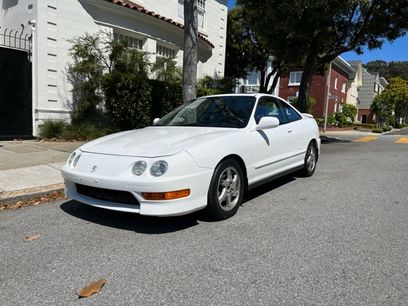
top-left (320, 135), bottom-right (351, 143)
top-left (0, 183), bottom-right (64, 206)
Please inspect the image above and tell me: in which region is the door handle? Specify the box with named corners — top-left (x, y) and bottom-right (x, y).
top-left (288, 129), bottom-right (293, 133)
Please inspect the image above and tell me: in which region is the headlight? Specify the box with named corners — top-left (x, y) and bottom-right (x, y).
top-left (68, 152), bottom-right (76, 166)
top-left (132, 161), bottom-right (147, 176)
top-left (150, 160), bottom-right (168, 177)
top-left (73, 154), bottom-right (81, 167)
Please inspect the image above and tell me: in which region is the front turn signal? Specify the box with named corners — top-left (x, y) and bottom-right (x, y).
top-left (142, 189), bottom-right (190, 201)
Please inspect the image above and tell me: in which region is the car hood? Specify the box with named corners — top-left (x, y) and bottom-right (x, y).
top-left (80, 126), bottom-right (240, 157)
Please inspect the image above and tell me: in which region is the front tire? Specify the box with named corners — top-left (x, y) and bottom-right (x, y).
top-left (206, 159), bottom-right (244, 220)
top-left (300, 142), bottom-right (318, 177)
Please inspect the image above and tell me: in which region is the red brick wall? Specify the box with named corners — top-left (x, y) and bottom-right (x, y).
top-left (358, 109), bottom-right (375, 123)
top-left (279, 66), bottom-right (349, 118)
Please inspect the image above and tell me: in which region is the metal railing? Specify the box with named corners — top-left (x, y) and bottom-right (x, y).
top-left (0, 25), bottom-right (32, 52)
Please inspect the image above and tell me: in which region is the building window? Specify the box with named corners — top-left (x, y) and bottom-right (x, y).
top-left (287, 96), bottom-right (298, 103)
top-left (334, 77), bottom-right (338, 89)
top-left (341, 81), bottom-right (346, 93)
top-left (374, 83), bottom-right (379, 93)
top-left (156, 44), bottom-right (175, 58)
top-left (289, 71), bottom-right (302, 86)
top-left (178, 0), bottom-right (206, 29)
top-left (246, 71), bottom-right (259, 85)
top-left (113, 32), bottom-right (143, 50)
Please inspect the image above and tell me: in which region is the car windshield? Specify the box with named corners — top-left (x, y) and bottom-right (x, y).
top-left (153, 96), bottom-right (256, 128)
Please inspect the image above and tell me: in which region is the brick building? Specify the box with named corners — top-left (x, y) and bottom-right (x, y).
top-left (279, 57), bottom-right (355, 118)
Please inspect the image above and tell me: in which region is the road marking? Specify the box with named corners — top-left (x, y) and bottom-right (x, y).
top-left (395, 137), bottom-right (408, 144)
top-left (353, 136), bottom-right (379, 142)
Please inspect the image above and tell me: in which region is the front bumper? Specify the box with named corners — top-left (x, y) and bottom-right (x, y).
top-left (61, 151), bottom-right (213, 216)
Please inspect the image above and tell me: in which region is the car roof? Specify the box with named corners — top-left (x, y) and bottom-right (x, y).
top-left (199, 93), bottom-right (281, 99)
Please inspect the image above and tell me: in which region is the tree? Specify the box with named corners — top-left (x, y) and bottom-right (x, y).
top-left (390, 77), bottom-right (408, 123)
top-left (182, 0), bottom-right (198, 103)
top-left (151, 57), bottom-right (182, 84)
top-left (369, 77), bottom-right (408, 126)
top-left (364, 60), bottom-right (408, 80)
top-left (370, 91), bottom-right (395, 127)
top-left (103, 44), bottom-right (151, 130)
top-left (225, 7), bottom-right (288, 94)
top-left (67, 34), bottom-right (107, 124)
top-left (239, 0), bottom-right (408, 112)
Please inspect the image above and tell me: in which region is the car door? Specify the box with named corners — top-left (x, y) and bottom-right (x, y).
top-left (250, 97), bottom-right (294, 183)
top-left (276, 99), bottom-right (310, 167)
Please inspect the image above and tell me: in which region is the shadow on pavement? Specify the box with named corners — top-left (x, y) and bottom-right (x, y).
top-left (60, 200), bottom-right (200, 234)
top-left (320, 136), bottom-right (351, 144)
top-left (60, 175), bottom-right (297, 233)
top-left (244, 175), bottom-right (296, 203)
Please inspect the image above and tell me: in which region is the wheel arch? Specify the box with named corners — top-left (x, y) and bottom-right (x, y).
top-left (218, 154), bottom-right (249, 193)
top-left (310, 138), bottom-right (319, 161)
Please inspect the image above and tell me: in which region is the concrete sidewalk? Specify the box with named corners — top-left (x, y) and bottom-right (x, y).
top-left (0, 140), bottom-right (84, 204)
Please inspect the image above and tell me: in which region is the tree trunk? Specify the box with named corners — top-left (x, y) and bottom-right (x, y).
top-left (267, 69), bottom-right (280, 95)
top-left (297, 53), bottom-right (318, 112)
top-left (182, 0), bottom-right (198, 103)
top-left (259, 69), bottom-right (266, 93)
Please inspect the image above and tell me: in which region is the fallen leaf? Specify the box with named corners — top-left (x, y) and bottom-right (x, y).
top-left (78, 278), bottom-right (106, 298)
top-left (25, 234), bottom-right (40, 241)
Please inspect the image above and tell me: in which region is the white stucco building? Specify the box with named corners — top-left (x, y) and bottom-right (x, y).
top-left (0, 0), bottom-right (227, 136)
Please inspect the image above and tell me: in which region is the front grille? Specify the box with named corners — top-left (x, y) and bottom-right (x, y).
top-left (76, 184), bottom-right (139, 205)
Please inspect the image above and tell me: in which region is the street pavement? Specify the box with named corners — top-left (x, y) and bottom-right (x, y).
top-left (0, 136), bottom-right (407, 305)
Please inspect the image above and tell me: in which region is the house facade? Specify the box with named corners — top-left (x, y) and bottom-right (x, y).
top-left (0, 0), bottom-right (227, 137)
top-left (235, 59), bottom-right (280, 96)
top-left (279, 57), bottom-right (355, 118)
top-left (349, 61), bottom-right (388, 123)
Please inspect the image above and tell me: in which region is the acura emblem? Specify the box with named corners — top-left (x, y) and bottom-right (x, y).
top-left (91, 165), bottom-right (98, 172)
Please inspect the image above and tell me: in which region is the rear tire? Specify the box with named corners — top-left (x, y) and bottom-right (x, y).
top-left (300, 142), bottom-right (318, 177)
top-left (206, 159), bottom-right (244, 220)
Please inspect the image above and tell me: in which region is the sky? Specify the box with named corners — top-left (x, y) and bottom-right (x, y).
top-left (227, 0), bottom-right (408, 63)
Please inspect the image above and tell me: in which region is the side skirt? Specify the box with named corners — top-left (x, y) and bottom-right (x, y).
top-left (247, 165), bottom-right (304, 191)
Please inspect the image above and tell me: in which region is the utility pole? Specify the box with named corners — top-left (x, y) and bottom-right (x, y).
top-left (323, 61), bottom-right (332, 133)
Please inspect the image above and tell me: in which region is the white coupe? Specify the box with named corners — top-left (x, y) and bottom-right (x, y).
top-left (62, 94), bottom-right (320, 220)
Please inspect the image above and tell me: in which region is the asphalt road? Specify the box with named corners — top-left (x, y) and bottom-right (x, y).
top-left (1, 135), bottom-right (407, 305)
top-left (387, 127), bottom-right (408, 135)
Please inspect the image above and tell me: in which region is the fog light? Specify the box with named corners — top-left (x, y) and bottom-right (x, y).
top-left (142, 189), bottom-right (190, 200)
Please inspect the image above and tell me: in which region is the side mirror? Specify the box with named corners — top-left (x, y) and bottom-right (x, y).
top-left (153, 118), bottom-right (160, 124)
top-left (256, 116), bottom-right (280, 130)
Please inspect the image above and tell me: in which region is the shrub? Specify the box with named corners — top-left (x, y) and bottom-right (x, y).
top-left (67, 33), bottom-right (106, 124)
top-left (353, 123), bottom-right (375, 129)
top-left (334, 112), bottom-right (351, 127)
top-left (327, 115), bottom-right (337, 126)
top-left (150, 80), bottom-right (183, 121)
top-left (342, 104), bottom-right (357, 123)
top-left (315, 118), bottom-right (324, 127)
top-left (197, 76), bottom-right (227, 97)
top-left (61, 123), bottom-right (113, 141)
top-left (39, 120), bottom-right (67, 139)
top-left (290, 97), bottom-right (316, 114)
top-left (372, 127), bottom-right (383, 133)
top-left (103, 46), bottom-right (152, 130)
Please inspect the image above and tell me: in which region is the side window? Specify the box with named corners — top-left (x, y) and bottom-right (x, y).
top-left (279, 100), bottom-right (302, 123)
top-left (254, 97), bottom-right (286, 124)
